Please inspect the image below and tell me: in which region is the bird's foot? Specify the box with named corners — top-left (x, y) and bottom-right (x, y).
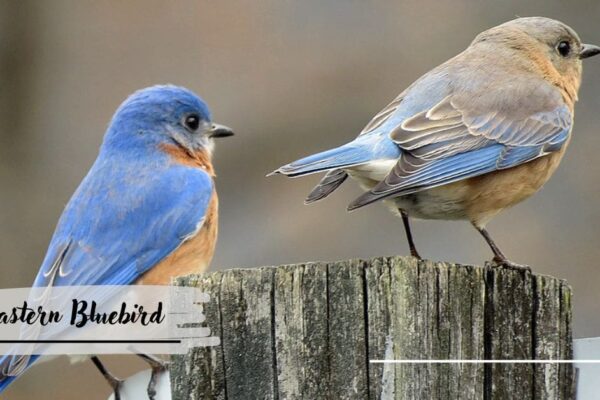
top-left (137, 354), bottom-right (169, 400)
top-left (112, 381), bottom-right (123, 400)
top-left (410, 249), bottom-right (423, 260)
top-left (491, 257), bottom-right (531, 273)
top-left (91, 356), bottom-right (123, 400)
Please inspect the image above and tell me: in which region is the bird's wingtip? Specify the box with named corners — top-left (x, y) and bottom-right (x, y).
top-left (347, 191), bottom-right (381, 212)
top-left (346, 201), bottom-right (362, 212)
top-left (266, 170), bottom-right (280, 178)
top-left (304, 191), bottom-right (323, 205)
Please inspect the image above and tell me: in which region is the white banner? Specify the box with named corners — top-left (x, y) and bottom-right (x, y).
top-left (0, 285), bottom-right (219, 355)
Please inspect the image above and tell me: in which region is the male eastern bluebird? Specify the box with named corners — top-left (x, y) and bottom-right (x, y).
top-left (0, 85), bottom-right (233, 399)
top-left (271, 17), bottom-right (600, 269)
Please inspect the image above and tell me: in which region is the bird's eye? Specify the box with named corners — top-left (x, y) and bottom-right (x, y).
top-left (184, 114), bottom-right (200, 131)
top-left (557, 41), bottom-right (571, 57)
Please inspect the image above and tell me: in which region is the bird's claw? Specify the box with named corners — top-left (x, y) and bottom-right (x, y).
top-left (90, 356), bottom-right (123, 400)
top-left (137, 354), bottom-right (169, 400)
top-left (112, 381), bottom-right (123, 400)
top-left (491, 257), bottom-right (532, 273)
top-left (147, 364), bottom-right (168, 400)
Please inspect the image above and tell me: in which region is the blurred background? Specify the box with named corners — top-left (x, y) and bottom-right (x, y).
top-left (1, 1), bottom-right (600, 398)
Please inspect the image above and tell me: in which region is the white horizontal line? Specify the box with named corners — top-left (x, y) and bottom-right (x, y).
top-left (370, 360), bottom-right (600, 364)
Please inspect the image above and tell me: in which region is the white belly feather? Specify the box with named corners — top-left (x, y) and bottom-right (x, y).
top-left (345, 159), bottom-right (397, 191)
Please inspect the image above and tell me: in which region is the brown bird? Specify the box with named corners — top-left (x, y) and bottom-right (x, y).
top-left (271, 17), bottom-right (600, 269)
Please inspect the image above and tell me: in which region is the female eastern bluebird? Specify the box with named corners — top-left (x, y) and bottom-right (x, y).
top-left (271, 17), bottom-right (600, 269)
top-left (0, 85), bottom-right (234, 399)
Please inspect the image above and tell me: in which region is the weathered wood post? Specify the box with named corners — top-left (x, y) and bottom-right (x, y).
top-left (170, 256), bottom-right (574, 399)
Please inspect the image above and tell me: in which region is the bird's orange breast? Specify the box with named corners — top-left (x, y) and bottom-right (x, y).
top-left (159, 143), bottom-right (216, 176)
top-left (463, 145), bottom-right (568, 226)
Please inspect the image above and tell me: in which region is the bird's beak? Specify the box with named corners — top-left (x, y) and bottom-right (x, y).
top-left (208, 123), bottom-right (235, 138)
top-left (580, 44), bottom-right (600, 59)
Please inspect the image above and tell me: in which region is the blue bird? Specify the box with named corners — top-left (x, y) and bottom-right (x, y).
top-left (271, 17), bottom-right (599, 268)
top-left (0, 85), bottom-right (234, 399)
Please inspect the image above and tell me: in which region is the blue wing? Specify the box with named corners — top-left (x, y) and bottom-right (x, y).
top-left (33, 159), bottom-right (214, 288)
top-left (348, 93), bottom-right (572, 209)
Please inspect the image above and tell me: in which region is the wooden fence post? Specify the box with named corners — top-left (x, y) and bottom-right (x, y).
top-left (170, 256), bottom-right (574, 399)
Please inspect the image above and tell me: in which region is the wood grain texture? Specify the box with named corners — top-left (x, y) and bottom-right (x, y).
top-left (171, 256), bottom-right (574, 400)
top-left (170, 272), bottom-right (226, 400)
top-left (274, 262), bottom-right (329, 399)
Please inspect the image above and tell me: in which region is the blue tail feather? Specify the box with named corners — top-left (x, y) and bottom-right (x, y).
top-left (274, 144), bottom-right (373, 177)
top-left (0, 374), bottom-right (17, 394)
